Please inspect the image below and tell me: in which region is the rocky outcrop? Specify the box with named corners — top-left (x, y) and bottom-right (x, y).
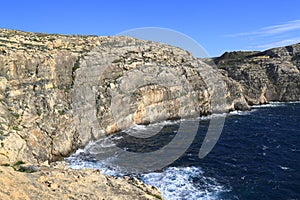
top-left (0, 29), bottom-right (219, 165)
top-left (0, 29), bottom-right (108, 164)
top-left (214, 44), bottom-right (300, 105)
top-left (0, 29), bottom-right (166, 199)
top-left (0, 28), bottom-right (299, 199)
top-left (0, 29), bottom-right (299, 166)
top-left (0, 162), bottom-right (163, 200)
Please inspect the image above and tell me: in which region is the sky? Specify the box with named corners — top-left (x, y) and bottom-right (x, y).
top-left (1, 0), bottom-right (300, 57)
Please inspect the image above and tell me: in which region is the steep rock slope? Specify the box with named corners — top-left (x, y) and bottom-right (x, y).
top-left (214, 44), bottom-right (300, 105)
top-left (0, 28), bottom-right (299, 200)
top-left (0, 29), bottom-right (107, 164)
top-left (0, 29), bottom-right (299, 166)
top-left (0, 30), bottom-right (166, 199)
top-left (0, 29), bottom-right (222, 164)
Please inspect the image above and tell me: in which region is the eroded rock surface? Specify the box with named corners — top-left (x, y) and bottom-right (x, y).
top-left (214, 45), bottom-right (300, 105)
top-left (0, 29), bottom-right (218, 164)
top-left (0, 29), bottom-right (299, 199)
top-left (0, 162), bottom-right (163, 200)
top-left (0, 29), bottom-right (299, 165)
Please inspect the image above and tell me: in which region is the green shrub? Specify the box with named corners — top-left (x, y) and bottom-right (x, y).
top-left (14, 161), bottom-right (26, 166)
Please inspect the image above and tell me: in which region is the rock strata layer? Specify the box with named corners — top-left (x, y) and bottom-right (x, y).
top-left (0, 29), bottom-right (299, 164)
top-left (213, 45), bottom-right (300, 105)
top-left (0, 29), bottom-right (299, 199)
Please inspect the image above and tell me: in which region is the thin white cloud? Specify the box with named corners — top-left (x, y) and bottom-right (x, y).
top-left (227, 20), bottom-right (300, 37)
top-left (250, 37), bottom-right (300, 49)
top-left (260, 20), bottom-right (300, 35)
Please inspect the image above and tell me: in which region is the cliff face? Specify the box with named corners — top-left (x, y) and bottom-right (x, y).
top-left (0, 29), bottom-right (299, 166)
top-left (214, 44), bottom-right (300, 105)
top-left (0, 28), bottom-right (299, 199)
top-left (0, 29), bottom-right (216, 164)
top-left (0, 29), bottom-right (107, 164)
top-left (0, 29), bottom-right (165, 200)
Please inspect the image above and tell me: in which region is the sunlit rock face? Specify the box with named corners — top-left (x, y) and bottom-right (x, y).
top-left (0, 29), bottom-right (299, 165)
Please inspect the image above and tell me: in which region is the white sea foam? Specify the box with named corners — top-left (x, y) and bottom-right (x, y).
top-left (142, 166), bottom-right (228, 200)
top-left (291, 148), bottom-right (300, 152)
top-left (66, 151), bottom-right (125, 176)
top-left (250, 101), bottom-right (300, 108)
top-left (278, 165), bottom-right (290, 170)
top-left (199, 109), bottom-right (254, 119)
top-left (251, 104), bottom-right (281, 108)
top-left (228, 109), bottom-right (256, 116)
top-left (122, 123), bottom-right (171, 138)
top-left (71, 148), bottom-right (85, 156)
top-left (86, 135), bottom-right (123, 150)
top-left (262, 145), bottom-right (269, 151)
top-left (67, 148), bottom-right (229, 200)
top-left (198, 113), bottom-right (227, 120)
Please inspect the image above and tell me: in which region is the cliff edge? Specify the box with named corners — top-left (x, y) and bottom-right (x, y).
top-left (0, 28), bottom-right (299, 199)
top-left (0, 28), bottom-right (299, 165)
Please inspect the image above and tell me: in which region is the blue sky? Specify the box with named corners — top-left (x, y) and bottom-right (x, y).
top-left (1, 0), bottom-right (300, 57)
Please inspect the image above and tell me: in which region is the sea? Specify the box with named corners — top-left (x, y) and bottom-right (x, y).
top-left (66, 102), bottom-right (300, 200)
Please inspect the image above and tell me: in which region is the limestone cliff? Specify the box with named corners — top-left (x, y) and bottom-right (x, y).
top-left (0, 29), bottom-right (299, 166)
top-left (0, 29), bottom-right (106, 164)
top-left (0, 29), bottom-right (166, 199)
top-left (0, 28), bottom-right (299, 200)
top-left (214, 44), bottom-right (300, 105)
top-left (0, 29), bottom-right (215, 164)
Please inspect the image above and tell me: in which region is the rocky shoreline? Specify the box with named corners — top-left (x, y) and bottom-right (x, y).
top-left (0, 161), bottom-right (163, 200)
top-left (0, 29), bottom-right (299, 199)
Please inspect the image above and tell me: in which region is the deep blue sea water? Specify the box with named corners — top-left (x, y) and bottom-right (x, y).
top-left (66, 102), bottom-right (300, 200)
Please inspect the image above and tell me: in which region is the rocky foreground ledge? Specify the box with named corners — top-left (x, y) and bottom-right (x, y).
top-left (0, 162), bottom-right (162, 200)
top-left (0, 29), bottom-right (299, 199)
